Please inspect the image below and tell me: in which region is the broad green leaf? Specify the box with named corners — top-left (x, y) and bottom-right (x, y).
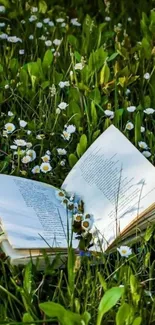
top-left (19, 69), bottom-right (28, 90)
top-left (23, 313), bottom-right (34, 324)
top-left (98, 272), bottom-right (107, 291)
top-left (88, 48), bottom-right (108, 75)
top-left (116, 303), bottom-right (131, 325)
top-left (97, 287), bottom-right (124, 325)
top-left (92, 130), bottom-right (101, 142)
top-left (144, 252), bottom-right (150, 268)
top-left (89, 88), bottom-right (101, 104)
top-left (41, 81), bottom-right (50, 89)
top-left (67, 35), bottom-right (79, 49)
top-left (9, 58), bottom-right (19, 76)
top-left (82, 311), bottom-right (91, 325)
top-left (79, 134), bottom-right (87, 155)
top-left (74, 51), bottom-right (81, 62)
top-left (67, 248), bottom-right (76, 294)
top-left (107, 52), bottom-right (119, 62)
top-left (42, 50), bottom-right (53, 71)
top-left (91, 101), bottom-right (98, 127)
top-left (39, 0), bottom-right (47, 13)
top-left (141, 37), bottom-right (152, 59)
top-left (23, 262), bottom-right (33, 295)
top-left (132, 316), bottom-right (142, 325)
top-left (144, 226), bottom-right (154, 242)
top-left (100, 62), bottom-right (110, 85)
top-left (130, 274), bottom-right (138, 294)
top-left (69, 154), bottom-right (78, 168)
top-left (76, 143), bottom-right (81, 158)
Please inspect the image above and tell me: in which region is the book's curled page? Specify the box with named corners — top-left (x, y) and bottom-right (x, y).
top-left (0, 175), bottom-right (78, 250)
top-left (62, 125), bottom-right (155, 250)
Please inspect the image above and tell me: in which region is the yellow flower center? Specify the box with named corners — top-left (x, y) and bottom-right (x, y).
top-left (121, 250), bottom-right (127, 254)
top-left (76, 215), bottom-right (82, 221)
top-left (7, 126), bottom-right (13, 131)
top-left (58, 191), bottom-right (65, 197)
top-left (43, 165), bottom-right (49, 171)
top-left (83, 221), bottom-right (89, 228)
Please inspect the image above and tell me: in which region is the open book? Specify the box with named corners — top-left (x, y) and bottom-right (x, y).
top-left (0, 125), bottom-right (155, 265)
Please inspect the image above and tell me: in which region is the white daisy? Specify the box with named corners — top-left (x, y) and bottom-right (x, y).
top-left (36, 134), bottom-right (45, 140)
top-left (53, 38), bottom-right (62, 46)
top-left (58, 102), bottom-right (68, 110)
top-left (48, 21), bottom-right (54, 27)
top-left (19, 120), bottom-right (27, 127)
top-left (127, 106), bottom-right (136, 112)
top-left (57, 148), bottom-right (67, 155)
top-left (36, 22), bottom-right (43, 28)
top-left (105, 16), bottom-right (111, 21)
top-left (26, 142), bottom-right (32, 148)
top-left (125, 122), bottom-right (134, 130)
top-left (56, 18), bottom-right (64, 23)
top-left (40, 162), bottom-right (52, 173)
top-left (7, 36), bottom-right (22, 43)
top-left (74, 62), bottom-right (84, 70)
top-left (31, 7), bottom-right (38, 13)
top-left (62, 131), bottom-right (71, 141)
top-left (66, 124), bottom-right (76, 134)
top-left (104, 110), bottom-right (114, 118)
top-left (55, 189), bottom-right (66, 201)
top-left (144, 72), bottom-right (150, 80)
top-left (29, 35), bottom-right (34, 40)
top-left (142, 151), bottom-right (151, 158)
top-left (4, 123), bottom-right (16, 134)
top-left (26, 149), bottom-right (36, 161)
top-left (29, 15), bottom-right (37, 22)
top-left (0, 33), bottom-right (8, 39)
top-left (19, 49), bottom-right (24, 55)
top-left (10, 145), bottom-right (17, 150)
top-left (138, 141), bottom-right (148, 149)
top-left (8, 111), bottom-right (14, 116)
top-left (45, 40), bottom-right (52, 47)
top-left (14, 139), bottom-right (27, 147)
top-left (70, 18), bottom-right (81, 26)
top-left (0, 6), bottom-right (5, 13)
top-left (21, 156), bottom-right (31, 164)
top-left (32, 165), bottom-right (40, 174)
top-left (144, 108), bottom-right (155, 115)
top-left (81, 218), bottom-right (93, 231)
top-left (117, 245), bottom-right (132, 257)
top-left (58, 81), bottom-right (70, 88)
top-left (141, 126), bottom-right (145, 133)
top-left (27, 130), bottom-right (31, 135)
top-left (60, 159), bottom-right (66, 166)
top-left (43, 18), bottom-right (50, 24)
top-left (46, 150), bottom-right (51, 155)
top-left (0, 22), bottom-right (5, 27)
top-left (73, 213), bottom-right (83, 222)
top-left (41, 154), bottom-right (50, 162)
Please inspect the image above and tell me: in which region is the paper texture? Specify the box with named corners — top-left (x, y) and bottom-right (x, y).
top-left (0, 175), bottom-right (78, 249)
top-left (62, 125), bottom-right (155, 249)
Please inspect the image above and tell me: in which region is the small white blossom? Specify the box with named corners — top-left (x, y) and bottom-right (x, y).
top-left (41, 154), bottom-right (50, 162)
top-left (144, 108), bottom-right (155, 115)
top-left (104, 110), bottom-right (114, 118)
top-left (21, 156), bottom-right (31, 164)
top-left (0, 6), bottom-right (5, 13)
top-left (21, 20), bottom-right (25, 24)
top-left (56, 108), bottom-right (61, 115)
top-left (117, 245), bottom-right (132, 257)
top-left (55, 189), bottom-right (66, 200)
top-left (62, 131), bottom-right (71, 141)
top-left (45, 40), bottom-right (52, 47)
top-left (60, 159), bottom-right (66, 166)
top-left (19, 120), bottom-right (27, 127)
top-left (26, 142), bottom-right (32, 148)
top-left (27, 130), bottom-right (31, 135)
top-left (61, 22), bottom-right (66, 27)
top-left (81, 218), bottom-right (93, 231)
top-left (40, 162), bottom-right (52, 173)
top-left (54, 51), bottom-right (60, 57)
top-left (53, 38), bottom-right (62, 46)
top-left (0, 33), bottom-right (8, 39)
top-left (29, 15), bottom-right (37, 22)
top-left (125, 122), bottom-right (134, 130)
top-left (141, 126), bottom-right (145, 133)
top-left (32, 165), bottom-right (40, 174)
top-left (127, 106), bottom-right (136, 112)
top-left (125, 88), bottom-right (131, 95)
top-left (10, 145), bottom-right (17, 150)
top-left (138, 141), bottom-right (148, 149)
top-left (70, 18), bottom-right (81, 26)
top-left (105, 16), bottom-right (111, 21)
top-left (5, 123), bottom-right (16, 134)
top-left (142, 151), bottom-right (151, 158)
top-left (26, 149), bottom-right (36, 161)
top-left (8, 36), bottom-right (22, 43)
top-left (74, 62), bottom-right (84, 70)
top-left (58, 81), bottom-right (70, 88)
top-left (58, 102), bottom-right (68, 110)
top-left (57, 148), bottom-right (67, 155)
top-left (5, 84), bottom-right (9, 89)
top-left (127, 17), bottom-right (132, 22)
top-left (144, 72), bottom-right (150, 80)
top-left (0, 22), bottom-right (5, 27)
top-left (31, 7), bottom-right (38, 13)
top-left (29, 35), bottom-right (34, 40)
top-left (14, 139), bottom-right (27, 147)
top-left (3, 130), bottom-right (8, 138)
top-left (36, 134), bottom-right (45, 140)
top-left (73, 213), bottom-right (83, 222)
top-left (8, 111), bottom-right (13, 116)
top-left (36, 22), bottom-right (43, 28)
top-left (56, 18), bottom-right (64, 23)
top-left (19, 49), bottom-right (25, 55)
top-left (43, 18), bottom-right (50, 23)
top-left (39, 35), bottom-right (46, 41)
top-left (46, 150), bottom-right (51, 155)
top-left (48, 21), bottom-right (54, 27)
top-left (66, 124), bottom-right (76, 134)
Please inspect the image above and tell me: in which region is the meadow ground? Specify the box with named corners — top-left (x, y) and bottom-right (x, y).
top-left (0, 0), bottom-right (155, 324)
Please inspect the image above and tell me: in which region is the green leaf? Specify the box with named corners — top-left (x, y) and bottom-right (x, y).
top-left (88, 48), bottom-right (108, 75)
top-left (144, 252), bottom-right (150, 268)
top-left (0, 64), bottom-right (3, 73)
top-left (98, 272), bottom-right (107, 291)
top-left (82, 311), bottom-right (91, 325)
top-left (41, 81), bottom-right (50, 89)
top-left (141, 37), bottom-right (152, 59)
top-left (23, 262), bottom-right (33, 295)
top-left (135, 111), bottom-right (141, 146)
top-left (9, 58), bottom-right (19, 76)
top-left (144, 226), bottom-right (154, 242)
top-left (130, 274), bottom-right (137, 294)
top-left (22, 313), bottom-right (34, 324)
top-left (116, 303), bottom-right (131, 325)
top-left (19, 68), bottom-right (28, 90)
top-left (67, 35), bottom-right (79, 49)
top-left (79, 134), bottom-right (87, 155)
top-left (97, 287), bottom-right (124, 325)
top-left (100, 62), bottom-right (110, 85)
top-left (107, 52), bottom-right (119, 62)
top-left (132, 317), bottom-right (142, 325)
top-left (74, 51), bottom-right (81, 62)
top-left (42, 49), bottom-right (53, 71)
top-left (76, 143), bottom-right (81, 158)
top-left (92, 130), bottom-right (100, 142)
top-left (91, 101), bottom-right (98, 127)
top-left (39, 0), bottom-right (47, 13)
top-left (69, 154), bottom-right (78, 168)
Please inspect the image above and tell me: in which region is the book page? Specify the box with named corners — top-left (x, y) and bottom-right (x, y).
top-left (0, 175), bottom-right (78, 249)
top-left (62, 125), bottom-right (155, 250)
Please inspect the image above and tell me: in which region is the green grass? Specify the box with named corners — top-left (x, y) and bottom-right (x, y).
top-left (0, 0), bottom-right (155, 323)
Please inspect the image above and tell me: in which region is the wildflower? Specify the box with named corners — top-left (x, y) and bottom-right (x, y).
top-left (21, 155), bottom-right (31, 164)
top-left (21, 20), bottom-right (25, 24)
top-left (45, 40), bottom-right (52, 47)
top-left (125, 88), bottom-right (131, 96)
top-left (127, 106), bottom-right (136, 112)
top-left (125, 122), bottom-right (134, 130)
top-left (48, 21), bottom-right (54, 27)
top-left (81, 218), bottom-right (93, 231)
top-left (8, 111), bottom-right (13, 116)
top-left (7, 36), bottom-right (22, 43)
top-left (31, 7), bottom-right (38, 13)
top-left (10, 145), bottom-right (17, 150)
top-left (4, 123), bottom-right (16, 134)
top-left (3, 130), bottom-right (8, 138)
top-left (0, 22), bottom-right (5, 27)
top-left (36, 134), bottom-right (45, 140)
top-left (74, 62), bottom-right (84, 70)
top-left (40, 162), bottom-right (52, 173)
top-left (117, 245), bottom-right (132, 257)
top-left (57, 148), bottom-right (67, 155)
top-left (61, 23), bottom-right (66, 27)
top-left (127, 17), bottom-right (132, 22)
top-left (19, 120), bottom-right (27, 128)
top-left (58, 81), bottom-right (70, 88)
top-left (26, 142), bottom-right (32, 149)
top-left (104, 110), bottom-right (114, 118)
top-left (138, 141), bottom-right (148, 149)
top-left (56, 18), bottom-right (64, 23)
top-left (56, 108), bottom-right (61, 114)
top-left (73, 213), bottom-right (83, 222)
top-left (70, 18), bottom-right (81, 26)
top-left (144, 72), bottom-right (150, 80)
top-left (54, 51), bottom-right (60, 57)
top-left (0, 6), bottom-right (5, 13)
top-left (53, 38), bottom-right (62, 46)
top-left (14, 139), bottom-right (27, 147)
top-left (55, 189), bottom-right (66, 200)
top-left (29, 35), bottom-right (34, 40)
top-left (43, 18), bottom-right (50, 23)
top-left (0, 33), bottom-right (8, 39)
top-left (41, 154), bottom-right (50, 162)
top-left (39, 35), bottom-right (46, 41)
top-left (32, 165), bottom-right (40, 174)
top-left (105, 16), bottom-right (111, 21)
top-left (36, 22), bottom-right (43, 28)
top-left (27, 130), bottom-right (31, 135)
top-left (66, 124), bottom-right (76, 134)
top-left (26, 149), bottom-right (36, 161)
top-left (144, 108), bottom-right (155, 115)
top-left (142, 151), bottom-right (151, 158)
top-left (5, 84), bottom-right (9, 89)
top-left (141, 126), bottom-right (145, 133)
top-left (58, 102), bottom-right (68, 110)
top-left (29, 15), bottom-right (37, 22)
top-left (62, 130), bottom-right (71, 141)
top-left (60, 159), bottom-right (66, 166)
top-left (46, 150), bottom-right (51, 155)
